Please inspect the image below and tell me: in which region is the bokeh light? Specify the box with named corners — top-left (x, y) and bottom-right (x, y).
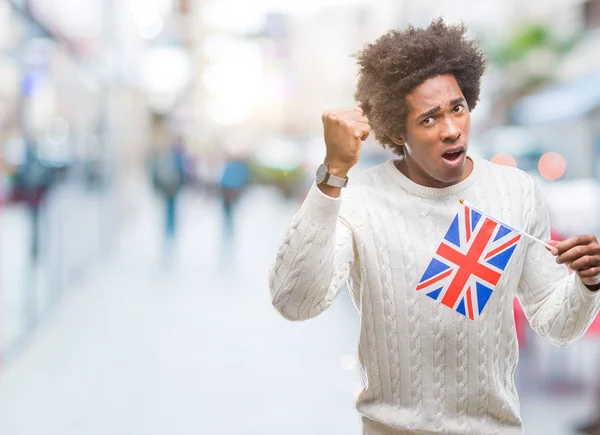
top-left (538, 152), bottom-right (566, 181)
top-left (490, 153), bottom-right (517, 168)
top-left (340, 355), bottom-right (357, 371)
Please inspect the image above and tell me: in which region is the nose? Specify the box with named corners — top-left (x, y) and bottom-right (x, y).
top-left (441, 118), bottom-right (461, 142)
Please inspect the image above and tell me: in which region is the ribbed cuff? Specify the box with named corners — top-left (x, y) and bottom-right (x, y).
top-left (298, 182), bottom-right (342, 223)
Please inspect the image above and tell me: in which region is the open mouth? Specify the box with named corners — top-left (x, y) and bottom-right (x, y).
top-left (442, 149), bottom-right (464, 162)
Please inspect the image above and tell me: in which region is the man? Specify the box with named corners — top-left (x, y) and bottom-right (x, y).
top-left (220, 155), bottom-right (251, 238)
top-left (150, 123), bottom-right (187, 260)
top-left (269, 19), bottom-right (600, 434)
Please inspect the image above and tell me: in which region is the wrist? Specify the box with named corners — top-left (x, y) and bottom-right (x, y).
top-left (323, 158), bottom-right (352, 178)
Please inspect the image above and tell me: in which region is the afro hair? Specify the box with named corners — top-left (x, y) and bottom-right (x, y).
top-left (354, 18), bottom-right (486, 155)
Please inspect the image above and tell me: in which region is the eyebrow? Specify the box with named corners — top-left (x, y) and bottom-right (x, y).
top-left (416, 97), bottom-right (467, 121)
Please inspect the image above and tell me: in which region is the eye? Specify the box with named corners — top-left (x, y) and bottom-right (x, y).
top-left (422, 117), bottom-right (435, 126)
top-left (453, 104), bottom-right (465, 113)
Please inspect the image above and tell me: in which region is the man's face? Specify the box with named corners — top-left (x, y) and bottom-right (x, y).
top-left (399, 74), bottom-right (471, 188)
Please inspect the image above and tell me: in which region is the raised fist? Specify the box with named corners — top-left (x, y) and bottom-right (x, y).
top-left (321, 107), bottom-right (371, 177)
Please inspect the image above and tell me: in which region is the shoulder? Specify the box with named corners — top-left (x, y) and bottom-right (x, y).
top-left (476, 156), bottom-right (535, 190)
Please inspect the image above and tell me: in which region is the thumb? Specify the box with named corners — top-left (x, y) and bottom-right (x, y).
top-left (546, 240), bottom-right (559, 255)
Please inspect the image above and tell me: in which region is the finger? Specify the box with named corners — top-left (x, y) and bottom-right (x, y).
top-left (546, 240), bottom-right (559, 255)
top-left (554, 235), bottom-right (596, 255)
top-left (569, 255), bottom-right (600, 271)
top-left (343, 111), bottom-right (369, 122)
top-left (322, 111), bottom-right (336, 123)
top-left (577, 266), bottom-right (600, 279)
top-left (560, 243), bottom-right (600, 265)
top-left (323, 109), bottom-right (356, 121)
top-left (357, 125), bottom-right (371, 141)
top-left (556, 244), bottom-right (592, 264)
top-left (353, 107), bottom-right (363, 115)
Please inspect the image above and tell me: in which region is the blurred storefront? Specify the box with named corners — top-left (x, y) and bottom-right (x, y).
top-left (0, 0), bottom-right (155, 361)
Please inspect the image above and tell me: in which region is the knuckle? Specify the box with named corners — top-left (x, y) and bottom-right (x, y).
top-left (576, 245), bottom-right (588, 257)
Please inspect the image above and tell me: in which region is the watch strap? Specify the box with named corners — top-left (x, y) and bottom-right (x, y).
top-left (325, 172), bottom-right (348, 188)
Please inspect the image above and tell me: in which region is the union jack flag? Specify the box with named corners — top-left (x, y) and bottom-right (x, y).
top-left (416, 203), bottom-right (522, 320)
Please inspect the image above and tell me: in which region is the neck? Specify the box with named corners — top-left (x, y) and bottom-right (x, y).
top-left (395, 156), bottom-right (473, 189)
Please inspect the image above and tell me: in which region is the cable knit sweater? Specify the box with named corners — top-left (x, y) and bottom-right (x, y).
top-left (269, 156), bottom-right (600, 434)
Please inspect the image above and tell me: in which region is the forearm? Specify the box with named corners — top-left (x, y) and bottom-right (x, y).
top-left (269, 184), bottom-right (352, 321)
top-left (520, 273), bottom-right (600, 347)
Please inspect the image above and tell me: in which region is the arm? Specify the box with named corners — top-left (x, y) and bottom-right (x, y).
top-left (516, 180), bottom-right (600, 347)
top-left (270, 106), bottom-right (369, 321)
top-left (269, 184), bottom-right (355, 321)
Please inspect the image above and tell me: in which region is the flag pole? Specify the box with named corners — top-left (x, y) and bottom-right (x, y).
top-left (459, 199), bottom-right (555, 251)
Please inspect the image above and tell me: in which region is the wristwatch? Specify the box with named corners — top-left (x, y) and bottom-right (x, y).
top-left (316, 163), bottom-right (349, 188)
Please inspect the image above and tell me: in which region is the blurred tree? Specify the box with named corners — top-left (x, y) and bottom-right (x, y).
top-left (483, 23), bottom-right (582, 125)
top-left (488, 24), bottom-right (579, 68)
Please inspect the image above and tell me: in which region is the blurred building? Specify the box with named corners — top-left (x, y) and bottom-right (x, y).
top-left (0, 0), bottom-right (191, 360)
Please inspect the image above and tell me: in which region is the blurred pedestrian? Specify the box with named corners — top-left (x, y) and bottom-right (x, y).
top-left (149, 121), bottom-right (187, 261)
top-left (13, 140), bottom-right (54, 262)
top-left (219, 156), bottom-right (251, 238)
top-left (269, 19), bottom-right (600, 434)
top-left (12, 139), bottom-right (55, 325)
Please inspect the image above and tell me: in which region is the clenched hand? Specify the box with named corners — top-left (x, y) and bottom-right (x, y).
top-left (550, 235), bottom-right (600, 289)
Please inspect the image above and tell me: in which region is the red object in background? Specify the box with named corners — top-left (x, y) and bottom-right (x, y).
top-left (588, 317), bottom-right (600, 336)
top-left (514, 299), bottom-right (527, 349)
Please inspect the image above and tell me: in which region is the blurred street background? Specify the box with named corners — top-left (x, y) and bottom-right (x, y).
top-left (1, 0), bottom-right (600, 434)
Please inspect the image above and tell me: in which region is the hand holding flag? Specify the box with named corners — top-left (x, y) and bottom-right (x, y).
top-left (550, 236), bottom-right (600, 288)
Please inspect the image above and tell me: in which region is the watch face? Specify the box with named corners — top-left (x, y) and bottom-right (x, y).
top-left (316, 164), bottom-right (328, 184)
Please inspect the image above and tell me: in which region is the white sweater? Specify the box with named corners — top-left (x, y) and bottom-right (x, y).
top-left (269, 156), bottom-right (600, 434)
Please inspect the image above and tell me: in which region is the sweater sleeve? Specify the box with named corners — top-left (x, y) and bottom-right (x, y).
top-left (269, 183), bottom-right (355, 321)
top-left (516, 179), bottom-right (600, 347)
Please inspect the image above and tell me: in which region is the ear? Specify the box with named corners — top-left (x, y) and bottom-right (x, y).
top-left (391, 137), bottom-right (405, 147)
